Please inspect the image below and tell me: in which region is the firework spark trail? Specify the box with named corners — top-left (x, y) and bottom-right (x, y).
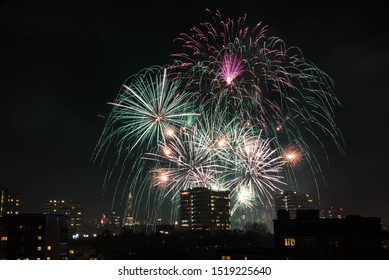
top-left (220, 53), bottom-right (245, 86)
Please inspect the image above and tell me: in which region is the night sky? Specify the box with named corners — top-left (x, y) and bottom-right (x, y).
top-left (1, 1), bottom-right (388, 222)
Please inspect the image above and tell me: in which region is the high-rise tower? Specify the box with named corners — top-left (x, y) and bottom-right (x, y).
top-left (180, 187), bottom-right (231, 231)
top-left (123, 192), bottom-right (134, 227)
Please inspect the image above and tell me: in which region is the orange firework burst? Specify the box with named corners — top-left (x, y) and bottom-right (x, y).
top-left (152, 171), bottom-right (170, 187)
top-left (282, 144), bottom-right (303, 167)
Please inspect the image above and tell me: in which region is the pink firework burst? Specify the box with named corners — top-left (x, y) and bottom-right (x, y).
top-left (220, 53), bottom-right (245, 86)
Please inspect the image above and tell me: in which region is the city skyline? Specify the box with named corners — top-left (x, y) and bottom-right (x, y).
top-left (1, 2), bottom-right (388, 222)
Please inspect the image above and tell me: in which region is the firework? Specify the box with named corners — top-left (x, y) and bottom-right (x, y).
top-left (145, 113), bottom-right (285, 215)
top-left (92, 65), bottom-right (199, 223)
top-left (145, 120), bottom-right (221, 198)
top-left (232, 185), bottom-right (255, 215)
top-left (171, 9), bottom-right (344, 199)
top-left (220, 53), bottom-right (245, 86)
top-left (95, 65), bottom-right (199, 154)
top-left (94, 10), bottom-right (343, 226)
top-left (282, 143), bottom-right (303, 167)
top-left (172, 9), bottom-right (343, 151)
top-left (218, 128), bottom-right (286, 207)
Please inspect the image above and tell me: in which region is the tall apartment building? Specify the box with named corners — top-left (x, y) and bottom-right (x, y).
top-left (275, 190), bottom-right (313, 219)
top-left (180, 187), bottom-right (231, 231)
top-left (42, 199), bottom-right (82, 234)
top-left (0, 188), bottom-right (20, 217)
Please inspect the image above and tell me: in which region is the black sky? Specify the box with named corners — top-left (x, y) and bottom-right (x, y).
top-left (1, 1), bottom-right (388, 222)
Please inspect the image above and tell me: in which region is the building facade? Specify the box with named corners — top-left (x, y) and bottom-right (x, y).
top-left (180, 187), bottom-right (231, 231)
top-left (275, 190), bottom-right (313, 219)
top-left (42, 199), bottom-right (82, 234)
top-left (273, 209), bottom-right (385, 259)
top-left (0, 214), bottom-right (68, 260)
top-left (0, 188), bottom-right (21, 217)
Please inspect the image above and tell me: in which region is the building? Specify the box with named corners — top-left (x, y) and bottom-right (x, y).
top-left (180, 187), bottom-right (231, 231)
top-left (275, 190), bottom-right (313, 219)
top-left (123, 192), bottom-right (134, 227)
top-left (217, 247), bottom-right (279, 260)
top-left (273, 209), bottom-right (386, 259)
top-left (111, 211), bottom-right (122, 228)
top-left (67, 238), bottom-right (99, 260)
top-left (0, 214), bottom-right (68, 260)
top-left (0, 187), bottom-right (21, 217)
top-left (320, 206), bottom-right (345, 219)
top-left (42, 199), bottom-right (82, 234)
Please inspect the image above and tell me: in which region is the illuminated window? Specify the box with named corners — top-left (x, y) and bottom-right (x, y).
top-left (222, 255), bottom-right (231, 260)
top-left (69, 250), bottom-right (75, 254)
top-left (1, 236), bottom-right (7, 241)
top-left (47, 246), bottom-right (51, 251)
top-left (37, 236), bottom-right (42, 240)
top-left (284, 238), bottom-right (296, 246)
top-left (37, 246), bottom-right (42, 251)
top-left (46, 257), bottom-right (50, 260)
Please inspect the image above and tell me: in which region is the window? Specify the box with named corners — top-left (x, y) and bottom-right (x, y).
top-left (284, 237), bottom-right (296, 246)
top-left (37, 236), bottom-right (42, 240)
top-left (1, 236), bottom-right (7, 241)
top-left (222, 255), bottom-right (231, 260)
top-left (37, 246), bottom-right (42, 251)
top-left (47, 246), bottom-right (51, 251)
